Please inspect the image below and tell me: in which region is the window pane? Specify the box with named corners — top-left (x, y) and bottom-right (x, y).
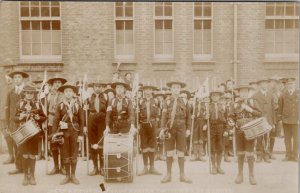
top-left (203, 20), bottom-right (211, 29)
top-left (266, 5), bottom-right (275, 16)
top-left (116, 2), bottom-right (123, 7)
top-left (22, 43), bottom-right (31, 55)
top-left (164, 6), bottom-right (172, 16)
top-left (164, 29), bottom-right (172, 43)
top-left (41, 7), bottom-right (50, 17)
top-left (155, 43), bottom-right (163, 54)
top-left (125, 7), bottom-right (133, 17)
top-left (51, 7), bottom-right (60, 17)
top-left (155, 6), bottom-right (163, 16)
top-left (22, 31), bottom-right (31, 42)
top-left (21, 21), bottom-right (30, 30)
top-left (125, 2), bottom-right (132, 6)
top-left (52, 43), bottom-right (61, 55)
top-left (194, 4), bottom-right (202, 17)
top-left (265, 19), bottom-right (274, 29)
top-left (164, 20), bottom-right (172, 29)
top-left (31, 2), bottom-right (39, 6)
top-left (275, 20), bottom-right (284, 29)
top-left (32, 30), bottom-right (41, 43)
top-left (155, 20), bottom-right (163, 29)
top-left (155, 29), bottom-right (163, 43)
top-left (32, 21), bottom-right (40, 30)
top-left (296, 4), bottom-right (299, 16)
top-left (116, 7), bottom-right (123, 17)
top-left (285, 3), bottom-right (295, 16)
top-left (116, 20), bottom-right (124, 30)
top-left (194, 20), bottom-right (202, 29)
top-left (203, 6), bottom-right (211, 17)
top-left (125, 20), bottom-right (133, 30)
top-left (275, 3), bottom-right (284, 16)
top-left (31, 7), bottom-right (39, 17)
top-left (32, 43), bottom-right (41, 55)
top-left (42, 43), bottom-right (52, 55)
top-left (41, 2), bottom-right (49, 6)
top-left (42, 31), bottom-right (51, 43)
top-left (116, 30), bottom-right (124, 44)
top-left (52, 21), bottom-right (61, 30)
top-left (285, 20), bottom-right (294, 29)
top-left (42, 21), bottom-right (51, 30)
top-left (125, 30), bottom-right (133, 44)
top-left (51, 2), bottom-right (59, 6)
top-left (295, 19), bottom-right (299, 28)
top-left (52, 31), bottom-right (61, 43)
top-left (21, 7), bottom-right (30, 17)
top-left (164, 43), bottom-right (172, 55)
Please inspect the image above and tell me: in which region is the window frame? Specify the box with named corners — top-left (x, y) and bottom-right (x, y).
top-left (114, 2), bottom-right (135, 61)
top-left (265, 2), bottom-right (299, 59)
top-left (193, 2), bottom-right (213, 61)
top-left (153, 2), bottom-right (174, 60)
top-left (19, 1), bottom-right (62, 62)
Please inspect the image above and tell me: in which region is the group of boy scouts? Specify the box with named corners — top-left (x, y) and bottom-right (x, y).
top-left (2, 70), bottom-right (298, 186)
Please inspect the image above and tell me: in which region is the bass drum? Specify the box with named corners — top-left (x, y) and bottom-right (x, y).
top-left (103, 133), bottom-right (134, 183)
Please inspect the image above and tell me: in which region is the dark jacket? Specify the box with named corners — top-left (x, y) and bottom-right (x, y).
top-left (278, 89), bottom-right (299, 125)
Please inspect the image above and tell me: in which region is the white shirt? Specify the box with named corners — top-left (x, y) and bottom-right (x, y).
top-left (15, 83), bottom-right (24, 94)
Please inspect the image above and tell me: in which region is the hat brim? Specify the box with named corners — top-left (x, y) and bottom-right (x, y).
top-left (8, 71), bottom-right (29, 78)
top-left (166, 81), bottom-right (186, 88)
top-left (111, 82), bottom-right (130, 90)
top-left (210, 91), bottom-right (224, 96)
top-left (236, 85), bottom-right (255, 91)
top-left (48, 78), bottom-right (67, 85)
top-left (89, 83), bottom-right (107, 87)
top-left (104, 88), bottom-right (116, 95)
top-left (257, 79), bottom-right (270, 84)
top-left (142, 86), bottom-right (157, 90)
top-left (58, 85), bottom-right (78, 93)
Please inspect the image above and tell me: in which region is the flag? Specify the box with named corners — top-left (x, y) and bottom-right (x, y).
top-left (202, 77), bottom-right (210, 98)
top-left (38, 70), bottom-right (49, 115)
top-left (81, 73), bottom-right (90, 101)
top-left (131, 73), bottom-right (139, 98)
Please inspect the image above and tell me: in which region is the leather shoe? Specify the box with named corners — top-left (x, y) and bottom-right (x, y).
top-left (70, 175), bottom-right (80, 185)
top-left (48, 167), bottom-right (59, 175)
top-left (3, 157), bottom-right (14, 165)
top-left (22, 175), bottom-right (29, 186)
top-left (211, 167), bottom-right (217, 175)
top-left (60, 176), bottom-right (70, 185)
top-left (161, 174), bottom-right (171, 183)
top-left (8, 169), bottom-right (22, 175)
top-left (89, 168), bottom-right (98, 176)
top-left (60, 167), bottom-right (66, 175)
top-left (234, 173), bottom-right (243, 184)
top-left (217, 167), bottom-right (225, 174)
top-left (149, 166), bottom-right (162, 175)
top-left (29, 175), bottom-right (36, 185)
top-left (180, 174), bottom-right (192, 183)
top-left (138, 167), bottom-right (148, 176)
top-left (249, 175), bottom-right (257, 185)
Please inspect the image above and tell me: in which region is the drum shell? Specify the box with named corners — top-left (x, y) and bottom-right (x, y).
top-left (103, 134), bottom-right (134, 182)
top-left (10, 119), bottom-right (41, 146)
top-left (240, 117), bottom-right (272, 140)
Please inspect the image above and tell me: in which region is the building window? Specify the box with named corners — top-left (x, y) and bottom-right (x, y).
top-left (154, 2), bottom-right (173, 59)
top-left (20, 1), bottom-right (61, 61)
top-left (115, 2), bottom-right (134, 60)
top-left (265, 2), bottom-right (299, 57)
top-left (193, 2), bottom-right (212, 60)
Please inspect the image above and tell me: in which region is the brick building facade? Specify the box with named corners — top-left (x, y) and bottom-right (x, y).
top-left (0, 2), bottom-right (299, 97)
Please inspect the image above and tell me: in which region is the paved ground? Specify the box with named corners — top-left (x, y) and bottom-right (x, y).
top-left (0, 138), bottom-right (298, 193)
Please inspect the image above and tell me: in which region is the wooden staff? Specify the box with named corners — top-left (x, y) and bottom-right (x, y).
top-left (231, 78), bottom-right (236, 157)
top-left (84, 99), bottom-right (90, 175)
top-left (135, 93), bottom-right (140, 175)
top-left (44, 99), bottom-right (48, 174)
top-left (206, 102), bottom-right (212, 174)
top-left (189, 94), bottom-right (197, 160)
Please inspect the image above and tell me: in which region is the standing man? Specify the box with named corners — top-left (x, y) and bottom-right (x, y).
top-left (137, 84), bottom-right (161, 176)
top-left (252, 78), bottom-right (276, 163)
top-left (160, 80), bottom-right (192, 184)
top-left (5, 71), bottom-right (28, 174)
top-left (278, 78), bottom-right (298, 162)
top-left (47, 76), bottom-right (67, 175)
top-left (87, 82), bottom-right (107, 176)
top-left (52, 83), bottom-right (84, 185)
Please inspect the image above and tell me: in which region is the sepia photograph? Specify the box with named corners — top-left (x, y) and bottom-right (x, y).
top-left (0, 1), bottom-right (299, 193)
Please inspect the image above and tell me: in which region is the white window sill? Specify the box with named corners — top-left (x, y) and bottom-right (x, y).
top-left (264, 54), bottom-right (299, 63)
top-left (20, 56), bottom-right (62, 63)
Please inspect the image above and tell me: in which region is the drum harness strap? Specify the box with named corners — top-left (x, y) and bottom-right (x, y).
top-left (60, 98), bottom-right (80, 132)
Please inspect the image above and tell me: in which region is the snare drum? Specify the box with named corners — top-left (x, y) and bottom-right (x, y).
top-left (103, 133), bottom-right (134, 182)
top-left (240, 117), bottom-right (272, 140)
top-left (10, 119), bottom-right (41, 146)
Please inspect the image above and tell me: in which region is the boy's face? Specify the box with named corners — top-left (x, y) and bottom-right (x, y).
top-left (64, 88), bottom-right (74, 99)
top-left (13, 74), bottom-right (24, 86)
top-left (171, 84), bottom-right (181, 95)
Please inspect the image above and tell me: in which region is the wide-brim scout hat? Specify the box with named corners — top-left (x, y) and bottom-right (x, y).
top-left (154, 90), bottom-right (165, 97)
top-left (111, 78), bottom-right (130, 90)
top-left (8, 71), bottom-right (29, 79)
top-left (287, 77), bottom-right (296, 84)
top-left (166, 79), bottom-right (186, 88)
top-left (256, 77), bottom-right (270, 84)
top-left (88, 82), bottom-right (107, 88)
top-left (58, 83), bottom-right (78, 93)
top-left (210, 88), bottom-right (224, 96)
top-left (180, 90), bottom-right (191, 99)
top-left (268, 75), bottom-right (281, 83)
top-left (33, 80), bottom-right (43, 85)
top-left (249, 80), bottom-right (258, 85)
top-left (235, 84), bottom-right (255, 92)
top-left (24, 83), bottom-right (38, 93)
top-left (104, 88), bottom-right (116, 95)
top-left (48, 76), bottom-right (67, 85)
top-left (142, 82), bottom-right (157, 91)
